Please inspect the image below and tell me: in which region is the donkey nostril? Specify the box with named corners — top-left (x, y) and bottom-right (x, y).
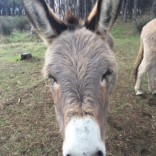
top-left (66, 154), bottom-right (71, 156)
top-left (97, 150), bottom-right (103, 156)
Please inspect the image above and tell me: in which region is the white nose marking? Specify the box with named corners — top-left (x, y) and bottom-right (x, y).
top-left (63, 116), bottom-right (106, 156)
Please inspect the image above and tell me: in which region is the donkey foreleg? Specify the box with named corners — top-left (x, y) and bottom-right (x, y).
top-left (135, 61), bottom-right (147, 95)
top-left (147, 66), bottom-right (156, 94)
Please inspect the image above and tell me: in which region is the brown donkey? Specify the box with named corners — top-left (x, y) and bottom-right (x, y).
top-left (23, 0), bottom-right (120, 155)
top-left (134, 19), bottom-right (156, 95)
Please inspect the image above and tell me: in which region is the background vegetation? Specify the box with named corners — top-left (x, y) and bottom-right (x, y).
top-left (0, 0), bottom-right (156, 156)
top-left (0, 0), bottom-right (156, 19)
top-left (0, 16), bottom-right (30, 36)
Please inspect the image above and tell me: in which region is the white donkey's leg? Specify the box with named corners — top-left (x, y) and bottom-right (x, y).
top-left (135, 59), bottom-right (148, 95)
top-left (147, 64), bottom-right (156, 94)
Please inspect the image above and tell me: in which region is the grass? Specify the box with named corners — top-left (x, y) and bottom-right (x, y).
top-left (0, 31), bottom-right (62, 156)
top-left (0, 20), bottom-right (156, 156)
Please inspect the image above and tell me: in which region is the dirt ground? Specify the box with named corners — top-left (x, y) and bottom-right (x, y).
top-left (0, 22), bottom-right (156, 156)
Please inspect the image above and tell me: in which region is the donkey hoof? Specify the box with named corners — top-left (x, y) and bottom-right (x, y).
top-left (136, 90), bottom-right (144, 96)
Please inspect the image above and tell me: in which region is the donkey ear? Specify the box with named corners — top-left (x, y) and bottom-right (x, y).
top-left (23, 0), bottom-right (67, 44)
top-left (85, 0), bottom-right (121, 32)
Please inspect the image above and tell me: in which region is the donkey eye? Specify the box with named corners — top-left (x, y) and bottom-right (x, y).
top-left (48, 75), bottom-right (58, 84)
top-left (102, 70), bottom-right (112, 80)
top-left (101, 70), bottom-right (112, 85)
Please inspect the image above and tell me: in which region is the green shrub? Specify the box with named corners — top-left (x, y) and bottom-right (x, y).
top-left (0, 16), bottom-right (30, 36)
top-left (14, 16), bottom-right (30, 31)
top-left (134, 16), bottom-right (151, 33)
top-left (0, 18), bottom-right (13, 36)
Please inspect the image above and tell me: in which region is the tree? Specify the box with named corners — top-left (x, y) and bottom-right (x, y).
top-left (46, 0), bottom-right (55, 9)
top-left (133, 0), bottom-right (138, 19)
top-left (123, 0), bottom-right (130, 21)
top-left (151, 0), bottom-right (156, 18)
top-left (0, 0), bottom-right (154, 19)
top-left (0, 0), bottom-right (23, 16)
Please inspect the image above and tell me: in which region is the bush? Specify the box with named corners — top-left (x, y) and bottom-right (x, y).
top-left (14, 16), bottom-right (30, 31)
top-left (0, 18), bottom-right (13, 36)
top-left (134, 16), bottom-right (151, 33)
top-left (0, 16), bottom-right (30, 36)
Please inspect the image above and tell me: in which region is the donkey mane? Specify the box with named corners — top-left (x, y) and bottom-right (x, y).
top-left (65, 12), bottom-right (79, 25)
top-left (64, 12), bottom-right (80, 31)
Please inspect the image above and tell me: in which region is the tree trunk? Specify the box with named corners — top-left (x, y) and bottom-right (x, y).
top-left (84, 0), bottom-right (87, 18)
top-left (121, 0), bottom-right (125, 17)
top-left (133, 0), bottom-right (138, 20)
top-left (76, 0), bottom-right (80, 17)
top-left (123, 0), bottom-right (129, 22)
top-left (48, 0), bottom-right (55, 10)
top-left (151, 0), bottom-right (156, 18)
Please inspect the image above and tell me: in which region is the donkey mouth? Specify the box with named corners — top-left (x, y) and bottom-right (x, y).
top-left (63, 116), bottom-right (106, 156)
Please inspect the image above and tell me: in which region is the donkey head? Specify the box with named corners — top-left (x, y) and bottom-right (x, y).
top-left (24, 0), bottom-right (120, 155)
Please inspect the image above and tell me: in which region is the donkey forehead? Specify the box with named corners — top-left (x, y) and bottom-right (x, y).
top-left (44, 28), bottom-right (116, 77)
